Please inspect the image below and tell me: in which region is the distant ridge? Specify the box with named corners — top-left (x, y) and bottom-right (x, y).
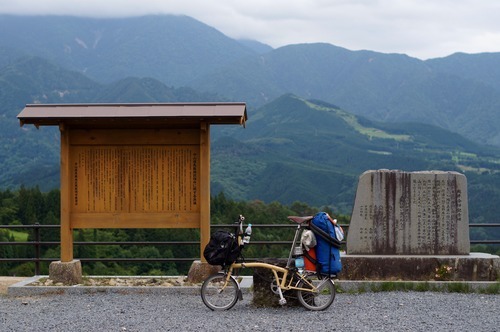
top-left (0, 15), bottom-right (499, 222)
top-left (0, 15), bottom-right (499, 146)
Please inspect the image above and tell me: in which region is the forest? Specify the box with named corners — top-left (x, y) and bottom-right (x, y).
top-left (0, 187), bottom-right (498, 277)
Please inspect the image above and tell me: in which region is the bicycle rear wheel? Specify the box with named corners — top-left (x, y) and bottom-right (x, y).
top-left (201, 273), bottom-right (239, 311)
top-left (297, 277), bottom-right (336, 311)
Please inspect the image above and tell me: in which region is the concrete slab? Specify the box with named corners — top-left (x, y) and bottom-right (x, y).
top-left (341, 252), bottom-right (499, 281)
top-left (7, 275), bottom-right (498, 296)
top-left (7, 275), bottom-right (254, 297)
top-left (0, 277), bottom-right (28, 295)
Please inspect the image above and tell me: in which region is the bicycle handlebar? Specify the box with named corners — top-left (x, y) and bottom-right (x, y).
top-left (234, 214), bottom-right (245, 235)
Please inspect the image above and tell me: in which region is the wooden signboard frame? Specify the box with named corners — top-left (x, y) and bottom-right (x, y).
top-left (18, 103), bottom-right (247, 263)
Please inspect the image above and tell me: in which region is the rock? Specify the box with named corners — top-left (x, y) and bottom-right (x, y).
top-left (187, 260), bottom-right (221, 283)
top-left (252, 258), bottom-right (300, 307)
top-left (48, 260), bottom-right (83, 285)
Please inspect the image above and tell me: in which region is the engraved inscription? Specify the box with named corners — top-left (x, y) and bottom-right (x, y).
top-left (347, 170), bottom-right (469, 255)
top-left (71, 146), bottom-right (200, 213)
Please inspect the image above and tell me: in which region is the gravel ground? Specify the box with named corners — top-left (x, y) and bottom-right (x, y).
top-left (1, 291), bottom-right (499, 332)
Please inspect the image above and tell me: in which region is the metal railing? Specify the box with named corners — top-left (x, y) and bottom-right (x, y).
top-left (1, 223), bottom-right (498, 275)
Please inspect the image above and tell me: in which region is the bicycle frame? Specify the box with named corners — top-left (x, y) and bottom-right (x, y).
top-left (230, 261), bottom-right (319, 290)
top-left (220, 216), bottom-right (325, 305)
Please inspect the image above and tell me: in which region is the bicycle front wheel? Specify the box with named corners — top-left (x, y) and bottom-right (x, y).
top-left (201, 273), bottom-right (239, 311)
top-left (297, 277), bottom-right (336, 311)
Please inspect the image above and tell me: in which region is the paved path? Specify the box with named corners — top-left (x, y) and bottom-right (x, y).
top-left (1, 291), bottom-right (499, 331)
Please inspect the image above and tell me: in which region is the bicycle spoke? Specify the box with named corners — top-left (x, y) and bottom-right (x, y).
top-left (201, 273), bottom-right (239, 311)
top-left (297, 277), bottom-right (336, 311)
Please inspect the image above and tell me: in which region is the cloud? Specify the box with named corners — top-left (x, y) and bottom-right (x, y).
top-left (1, 0), bottom-right (499, 59)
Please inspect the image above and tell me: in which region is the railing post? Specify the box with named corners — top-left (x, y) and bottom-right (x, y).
top-left (34, 223), bottom-right (41, 275)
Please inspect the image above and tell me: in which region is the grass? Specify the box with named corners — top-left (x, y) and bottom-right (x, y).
top-left (305, 100), bottom-right (412, 142)
top-left (8, 230), bottom-right (29, 242)
top-left (478, 282), bottom-right (500, 294)
top-left (337, 281), bottom-right (500, 294)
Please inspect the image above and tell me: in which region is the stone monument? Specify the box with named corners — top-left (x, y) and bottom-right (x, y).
top-left (347, 170), bottom-right (469, 255)
top-left (342, 169), bottom-right (499, 282)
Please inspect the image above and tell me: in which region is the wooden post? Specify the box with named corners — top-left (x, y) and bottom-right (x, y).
top-left (199, 122), bottom-right (210, 261)
top-left (59, 124), bottom-right (73, 262)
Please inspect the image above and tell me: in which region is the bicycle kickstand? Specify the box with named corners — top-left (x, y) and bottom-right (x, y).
top-left (277, 287), bottom-right (287, 306)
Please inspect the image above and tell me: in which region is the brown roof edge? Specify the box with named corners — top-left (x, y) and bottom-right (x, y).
top-left (18, 102), bottom-right (247, 127)
top-left (23, 102), bottom-right (247, 108)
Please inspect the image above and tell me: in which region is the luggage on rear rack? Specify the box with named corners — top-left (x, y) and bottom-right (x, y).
top-left (300, 229), bottom-right (317, 272)
top-left (308, 212), bottom-right (342, 275)
top-left (303, 246), bottom-right (318, 272)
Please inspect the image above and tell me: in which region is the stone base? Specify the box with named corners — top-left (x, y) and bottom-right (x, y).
top-left (340, 253), bottom-right (499, 281)
top-left (186, 260), bottom-right (221, 283)
top-left (48, 260), bottom-right (83, 285)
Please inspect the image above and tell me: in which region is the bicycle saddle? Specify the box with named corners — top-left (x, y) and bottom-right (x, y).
top-left (287, 216), bottom-right (313, 224)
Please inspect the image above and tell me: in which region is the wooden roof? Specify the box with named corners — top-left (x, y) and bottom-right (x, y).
top-left (18, 103), bottom-right (247, 128)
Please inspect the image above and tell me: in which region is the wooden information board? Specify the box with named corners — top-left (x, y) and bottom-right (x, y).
top-left (71, 146), bottom-right (198, 213)
top-left (64, 128), bottom-right (203, 229)
top-left (18, 102), bottom-right (246, 263)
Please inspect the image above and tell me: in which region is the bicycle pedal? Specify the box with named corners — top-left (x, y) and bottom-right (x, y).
top-left (279, 298), bottom-right (287, 306)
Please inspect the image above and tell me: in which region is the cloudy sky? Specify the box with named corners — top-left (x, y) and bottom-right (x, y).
top-left (1, 0), bottom-right (499, 60)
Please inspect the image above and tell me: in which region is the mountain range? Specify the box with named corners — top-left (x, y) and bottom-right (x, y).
top-left (0, 14), bottom-right (499, 222)
top-left (1, 14), bottom-right (499, 146)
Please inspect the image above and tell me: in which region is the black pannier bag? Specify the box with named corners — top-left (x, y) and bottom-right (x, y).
top-left (203, 230), bottom-right (241, 266)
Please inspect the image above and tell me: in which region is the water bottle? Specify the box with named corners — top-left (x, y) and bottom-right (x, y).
top-left (243, 224), bottom-right (252, 244)
top-left (295, 256), bottom-right (305, 270)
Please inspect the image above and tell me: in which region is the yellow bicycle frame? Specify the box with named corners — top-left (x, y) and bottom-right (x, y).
top-left (226, 261), bottom-right (320, 294)
top-left (216, 215), bottom-right (327, 304)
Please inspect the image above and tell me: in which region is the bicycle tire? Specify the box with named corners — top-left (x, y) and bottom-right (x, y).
top-left (296, 277), bottom-right (336, 311)
top-left (201, 273), bottom-right (239, 311)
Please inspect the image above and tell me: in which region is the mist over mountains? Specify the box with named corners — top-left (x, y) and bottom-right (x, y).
top-left (2, 14), bottom-right (499, 146)
top-left (0, 14), bottom-right (499, 221)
